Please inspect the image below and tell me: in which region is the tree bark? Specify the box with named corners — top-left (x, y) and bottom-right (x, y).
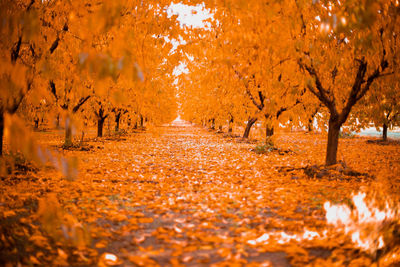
top-left (56, 113), bottom-right (60, 128)
top-left (72, 95), bottom-right (91, 113)
top-left (115, 112), bottom-right (121, 132)
top-left (326, 118), bottom-right (341, 166)
top-left (65, 118), bottom-right (72, 146)
top-left (307, 122), bottom-right (313, 132)
top-left (382, 123), bottom-right (388, 141)
top-left (98, 118), bottom-right (105, 137)
top-left (307, 118), bottom-right (314, 132)
top-left (228, 117), bottom-right (233, 133)
top-left (95, 106), bottom-right (108, 137)
top-left (243, 117), bottom-right (257, 138)
top-left (0, 112), bottom-right (4, 156)
top-left (266, 125), bottom-right (274, 138)
top-left (264, 112), bottom-right (275, 140)
top-left (140, 115), bottom-right (144, 128)
top-left (210, 118), bottom-right (215, 130)
top-left (80, 131), bottom-right (85, 146)
top-left (34, 118), bottom-right (39, 129)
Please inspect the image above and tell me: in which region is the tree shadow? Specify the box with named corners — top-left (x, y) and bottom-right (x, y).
top-left (366, 139), bottom-right (400, 146)
top-left (276, 162), bottom-right (374, 182)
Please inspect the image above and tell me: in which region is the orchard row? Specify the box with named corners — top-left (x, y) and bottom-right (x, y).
top-left (179, 0), bottom-right (400, 165)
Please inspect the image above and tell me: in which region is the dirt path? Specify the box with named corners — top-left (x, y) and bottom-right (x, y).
top-left (2, 123), bottom-right (399, 266)
top-left (61, 124), bottom-right (353, 265)
top-left (83, 124), bottom-right (313, 266)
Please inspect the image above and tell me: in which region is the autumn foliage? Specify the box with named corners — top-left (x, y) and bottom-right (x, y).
top-left (1, 0), bottom-right (400, 266)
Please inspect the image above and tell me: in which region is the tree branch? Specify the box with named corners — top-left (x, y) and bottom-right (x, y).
top-left (339, 51), bottom-right (389, 125)
top-left (331, 66), bottom-right (338, 84)
top-left (298, 59), bottom-right (336, 114)
top-left (234, 69), bottom-right (264, 111)
top-left (72, 95), bottom-right (91, 113)
top-left (258, 91), bottom-right (265, 109)
top-left (49, 36), bottom-right (60, 54)
top-left (276, 89), bottom-right (305, 119)
top-left (26, 0), bottom-right (35, 11)
top-left (49, 80), bottom-right (57, 100)
top-left (11, 36), bottom-right (22, 63)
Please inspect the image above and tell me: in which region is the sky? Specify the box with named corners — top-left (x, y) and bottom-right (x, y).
top-left (166, 3), bottom-right (213, 76)
top-left (167, 2), bottom-right (213, 29)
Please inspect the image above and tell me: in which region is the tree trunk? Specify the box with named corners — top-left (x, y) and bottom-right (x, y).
top-left (0, 112), bottom-right (4, 156)
top-left (115, 113), bottom-right (121, 132)
top-left (266, 125), bottom-right (274, 137)
top-left (80, 131), bottom-right (85, 146)
top-left (210, 118), bottom-right (215, 130)
top-left (56, 113), bottom-right (60, 128)
top-left (65, 118), bottom-right (72, 146)
top-left (98, 118), bottom-right (105, 137)
top-left (307, 118), bottom-right (313, 132)
top-left (243, 117), bottom-right (257, 138)
top-left (218, 125), bottom-right (222, 132)
top-left (139, 115), bottom-right (144, 128)
top-left (326, 118), bottom-right (341, 166)
top-left (228, 117), bottom-right (233, 133)
top-left (34, 118), bottom-right (39, 129)
top-left (307, 108), bottom-right (319, 132)
top-left (382, 123), bottom-right (388, 141)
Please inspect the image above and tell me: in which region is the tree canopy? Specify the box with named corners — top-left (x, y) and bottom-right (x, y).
top-left (1, 1), bottom-right (400, 266)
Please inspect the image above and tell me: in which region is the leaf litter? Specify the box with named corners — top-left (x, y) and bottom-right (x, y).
top-left (1, 124), bottom-right (400, 266)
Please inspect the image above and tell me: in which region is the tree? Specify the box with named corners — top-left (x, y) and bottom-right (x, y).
top-left (178, 10), bottom-right (258, 136)
top-left (0, 0), bottom-right (47, 156)
top-left (1, 0), bottom-right (181, 155)
top-left (94, 101), bottom-right (109, 138)
top-left (243, 117), bottom-right (258, 138)
top-left (180, 1), bottom-right (307, 141)
top-left (180, 0), bottom-right (399, 166)
top-left (112, 107), bottom-right (128, 132)
top-left (297, 0), bottom-right (399, 165)
top-left (49, 80), bottom-right (91, 146)
top-left (353, 73), bottom-right (400, 141)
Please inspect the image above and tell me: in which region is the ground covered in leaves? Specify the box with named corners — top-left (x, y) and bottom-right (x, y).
top-left (1, 122), bottom-right (400, 266)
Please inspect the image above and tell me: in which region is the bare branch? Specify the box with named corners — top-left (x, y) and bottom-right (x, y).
top-left (234, 69), bottom-right (264, 111)
top-left (11, 36), bottom-right (22, 63)
top-left (298, 59), bottom-right (336, 113)
top-left (49, 37), bottom-right (60, 54)
top-left (276, 88), bottom-right (305, 119)
top-left (331, 66), bottom-right (337, 84)
top-left (49, 80), bottom-right (57, 100)
top-left (26, 0), bottom-right (35, 11)
top-left (72, 95), bottom-right (91, 113)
